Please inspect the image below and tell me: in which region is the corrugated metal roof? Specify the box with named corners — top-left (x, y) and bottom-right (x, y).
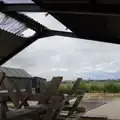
top-left (1, 0), bottom-right (34, 4)
top-left (0, 12), bottom-right (27, 36)
top-left (0, 67), bottom-right (32, 78)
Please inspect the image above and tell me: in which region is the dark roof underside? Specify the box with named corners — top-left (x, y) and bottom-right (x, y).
top-left (0, 29), bottom-right (27, 65)
top-left (22, 0), bottom-right (120, 44)
top-left (40, 0), bottom-right (120, 44)
top-left (0, 12), bottom-right (76, 65)
top-left (1, 1), bottom-right (120, 45)
top-left (1, 1), bottom-right (120, 65)
top-left (53, 14), bottom-right (120, 44)
top-left (0, 12), bottom-right (49, 65)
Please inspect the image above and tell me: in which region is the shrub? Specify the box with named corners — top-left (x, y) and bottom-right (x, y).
top-left (58, 83), bottom-right (73, 94)
top-left (90, 84), bottom-right (102, 92)
top-left (58, 81), bottom-right (120, 94)
top-left (104, 83), bottom-right (120, 93)
top-left (79, 82), bottom-right (90, 92)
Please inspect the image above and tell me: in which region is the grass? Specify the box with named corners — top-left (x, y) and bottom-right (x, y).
top-left (58, 80), bottom-right (120, 93)
top-left (58, 83), bottom-right (73, 94)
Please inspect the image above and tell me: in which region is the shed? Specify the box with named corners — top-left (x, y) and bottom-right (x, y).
top-left (32, 77), bottom-right (46, 93)
top-left (0, 67), bottom-right (32, 93)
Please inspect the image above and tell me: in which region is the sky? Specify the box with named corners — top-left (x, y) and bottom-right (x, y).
top-left (3, 12), bottom-right (120, 80)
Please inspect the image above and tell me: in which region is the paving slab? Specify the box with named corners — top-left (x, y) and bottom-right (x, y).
top-left (82, 99), bottom-right (120, 120)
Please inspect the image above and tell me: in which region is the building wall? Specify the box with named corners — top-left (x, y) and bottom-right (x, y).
top-left (1, 77), bottom-right (32, 93)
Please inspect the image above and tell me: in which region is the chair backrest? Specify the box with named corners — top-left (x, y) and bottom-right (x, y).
top-left (71, 78), bottom-right (82, 95)
top-left (38, 77), bottom-right (63, 104)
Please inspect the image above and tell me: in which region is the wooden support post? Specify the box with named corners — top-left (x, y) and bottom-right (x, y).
top-left (39, 77), bottom-right (63, 120)
top-left (43, 108), bottom-right (55, 120)
top-left (67, 95), bottom-right (84, 117)
top-left (51, 101), bottom-right (65, 120)
top-left (6, 105), bottom-right (47, 120)
top-left (0, 72), bottom-right (5, 86)
top-left (80, 116), bottom-right (108, 120)
top-left (63, 106), bottom-right (85, 113)
top-left (65, 78), bottom-right (82, 105)
top-left (0, 72), bottom-right (8, 120)
top-left (58, 78), bottom-right (85, 119)
top-left (10, 79), bottom-right (29, 108)
top-left (38, 77), bottom-right (63, 104)
top-left (3, 78), bottom-right (20, 107)
top-left (17, 96), bottom-right (29, 109)
top-left (71, 78), bottom-right (82, 95)
top-left (3, 78), bottom-right (29, 108)
top-left (0, 97), bottom-right (7, 120)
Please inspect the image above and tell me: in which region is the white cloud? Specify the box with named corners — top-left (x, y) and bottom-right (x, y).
top-left (3, 13), bottom-right (120, 80)
top-left (52, 68), bottom-right (68, 72)
top-left (51, 55), bottom-right (61, 63)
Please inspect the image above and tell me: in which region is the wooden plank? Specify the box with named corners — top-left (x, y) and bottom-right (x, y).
top-left (6, 104), bottom-right (65, 120)
top-left (0, 77), bottom-right (63, 120)
top-left (3, 78), bottom-right (19, 107)
top-left (0, 101), bottom-right (7, 120)
top-left (67, 95), bottom-right (83, 117)
top-left (3, 78), bottom-right (29, 108)
top-left (65, 95), bottom-right (83, 101)
top-left (0, 72), bottom-right (5, 86)
top-left (38, 77), bottom-right (63, 104)
top-left (0, 95), bottom-right (8, 120)
top-left (17, 96), bottom-right (29, 109)
top-left (43, 108), bottom-right (55, 120)
top-left (0, 72), bottom-right (7, 120)
top-left (65, 78), bottom-right (83, 105)
top-left (28, 94), bottom-right (41, 101)
top-left (44, 94), bottom-right (65, 120)
top-left (6, 105), bottom-right (47, 119)
top-left (52, 101), bottom-right (65, 120)
top-left (80, 116), bottom-right (108, 120)
top-left (0, 93), bottom-right (63, 102)
top-left (71, 78), bottom-right (82, 95)
top-left (10, 79), bottom-right (29, 107)
top-left (38, 77), bottom-right (63, 120)
top-left (63, 106), bottom-right (85, 113)
top-left (0, 93), bottom-right (41, 101)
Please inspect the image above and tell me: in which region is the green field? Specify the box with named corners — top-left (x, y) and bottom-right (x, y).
top-left (58, 80), bottom-right (120, 93)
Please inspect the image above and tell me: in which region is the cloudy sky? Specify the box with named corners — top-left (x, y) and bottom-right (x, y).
top-left (3, 13), bottom-right (120, 80)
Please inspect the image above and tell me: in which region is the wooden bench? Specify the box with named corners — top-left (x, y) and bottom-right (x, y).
top-left (0, 72), bottom-right (64, 120)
